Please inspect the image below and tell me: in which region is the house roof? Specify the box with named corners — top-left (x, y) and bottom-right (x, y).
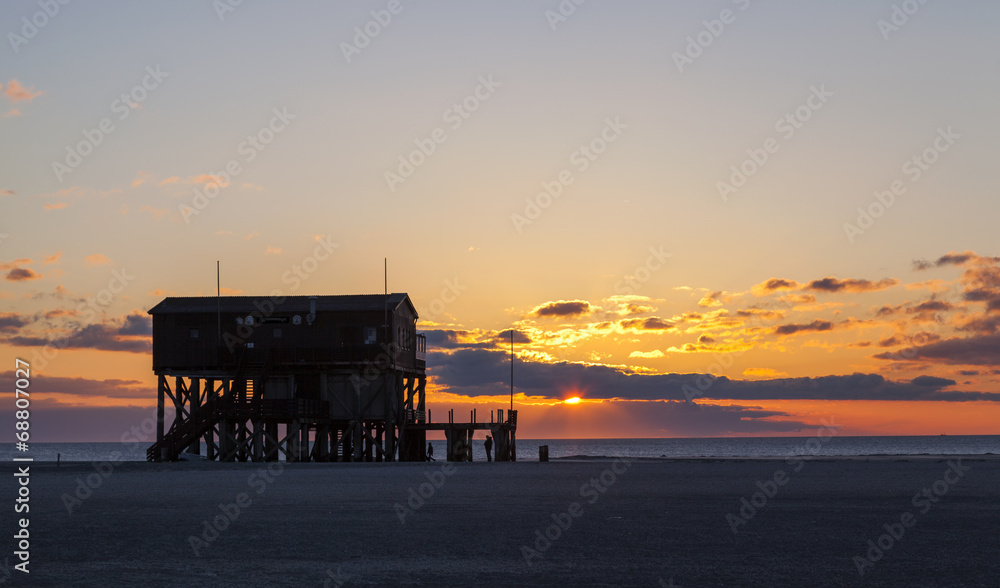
top-left (148, 293), bottom-right (416, 317)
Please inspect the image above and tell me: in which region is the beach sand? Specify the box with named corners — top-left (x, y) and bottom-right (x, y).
top-left (7, 456), bottom-right (999, 587)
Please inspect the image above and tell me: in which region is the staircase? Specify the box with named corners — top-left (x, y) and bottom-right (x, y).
top-left (147, 349), bottom-right (270, 462)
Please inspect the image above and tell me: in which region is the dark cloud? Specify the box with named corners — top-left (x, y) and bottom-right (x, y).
top-left (910, 375), bottom-right (956, 387)
top-left (2, 314), bottom-right (152, 353)
top-left (0, 371), bottom-right (149, 398)
top-left (698, 335), bottom-right (715, 344)
top-left (620, 317), bottom-right (674, 330)
top-left (496, 329), bottom-right (532, 344)
top-left (605, 400), bottom-right (813, 436)
top-left (774, 320), bottom-right (833, 336)
top-left (878, 336), bottom-right (901, 348)
top-left (804, 277), bottom-right (898, 293)
top-left (118, 312), bottom-right (152, 336)
top-left (754, 278), bottom-right (799, 293)
top-left (908, 300), bottom-right (952, 313)
top-left (429, 349), bottom-right (992, 402)
top-left (0, 312), bottom-right (28, 332)
top-left (6, 267), bottom-right (41, 281)
top-left (531, 300), bottom-right (592, 318)
top-left (874, 333), bottom-right (1000, 367)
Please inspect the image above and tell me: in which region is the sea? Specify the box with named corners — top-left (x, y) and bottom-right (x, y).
top-left (2, 435), bottom-right (997, 463)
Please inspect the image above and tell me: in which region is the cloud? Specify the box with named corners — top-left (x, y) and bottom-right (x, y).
top-left (43, 252), bottom-right (61, 264)
top-left (0, 189), bottom-right (14, 196)
top-left (0, 313), bottom-right (28, 332)
top-left (2, 109), bottom-right (21, 118)
top-left (698, 291), bottom-right (727, 307)
top-left (530, 300), bottom-right (593, 318)
top-left (913, 251), bottom-right (989, 270)
top-left (743, 367), bottom-right (790, 379)
top-left (629, 350), bottom-right (664, 359)
top-left (84, 254), bottom-right (112, 266)
top-left (774, 320), bottom-right (833, 336)
top-left (5, 267), bottom-right (41, 281)
top-left (752, 279), bottom-right (799, 295)
top-left (429, 348), bottom-right (992, 402)
top-left (804, 277), bottom-right (898, 293)
top-left (620, 317), bottom-right (674, 330)
top-left (875, 333), bottom-right (1000, 367)
top-left (265, 246), bottom-right (282, 255)
top-left (44, 202), bottom-right (67, 211)
top-left (132, 170), bottom-right (154, 187)
top-left (0, 371), bottom-right (149, 399)
top-left (3, 79), bottom-right (43, 102)
top-left (2, 313), bottom-right (152, 353)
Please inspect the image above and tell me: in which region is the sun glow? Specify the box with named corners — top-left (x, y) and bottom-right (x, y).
top-left (564, 397), bottom-right (581, 404)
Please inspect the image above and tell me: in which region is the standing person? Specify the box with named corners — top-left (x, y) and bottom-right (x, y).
top-left (484, 435), bottom-right (493, 462)
top-left (426, 442), bottom-right (435, 461)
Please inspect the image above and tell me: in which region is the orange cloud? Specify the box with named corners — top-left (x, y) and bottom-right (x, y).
top-left (131, 171), bottom-right (153, 187)
top-left (3, 79), bottom-right (43, 102)
top-left (84, 254), bottom-right (112, 266)
top-left (752, 278), bottom-right (799, 295)
top-left (43, 252), bottom-right (61, 265)
top-left (44, 202), bottom-right (67, 210)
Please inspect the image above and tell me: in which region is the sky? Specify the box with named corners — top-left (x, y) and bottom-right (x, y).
top-left (2, 1), bottom-right (999, 441)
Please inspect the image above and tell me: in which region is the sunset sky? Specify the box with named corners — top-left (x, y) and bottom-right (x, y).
top-left (2, 1), bottom-right (999, 441)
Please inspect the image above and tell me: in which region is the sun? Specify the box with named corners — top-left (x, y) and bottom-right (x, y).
top-left (564, 397), bottom-right (581, 404)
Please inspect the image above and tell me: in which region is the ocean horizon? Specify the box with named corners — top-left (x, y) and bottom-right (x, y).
top-left (6, 435), bottom-right (997, 463)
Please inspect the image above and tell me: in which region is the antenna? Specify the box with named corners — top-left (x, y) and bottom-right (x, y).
top-left (216, 261), bottom-right (221, 343)
top-left (510, 329), bottom-right (514, 411)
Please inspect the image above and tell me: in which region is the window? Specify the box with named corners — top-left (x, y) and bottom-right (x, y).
top-left (273, 328), bottom-right (282, 338)
top-left (190, 328), bottom-right (200, 339)
top-left (365, 327), bottom-right (377, 344)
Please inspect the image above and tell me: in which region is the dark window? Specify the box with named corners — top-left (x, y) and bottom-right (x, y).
top-left (190, 328), bottom-right (200, 339)
top-left (273, 328), bottom-right (282, 338)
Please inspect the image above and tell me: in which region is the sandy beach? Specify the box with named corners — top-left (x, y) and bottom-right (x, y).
top-left (7, 457), bottom-right (999, 587)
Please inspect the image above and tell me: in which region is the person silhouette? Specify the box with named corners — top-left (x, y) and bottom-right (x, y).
top-left (484, 435), bottom-right (493, 462)
top-left (426, 442), bottom-right (435, 461)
